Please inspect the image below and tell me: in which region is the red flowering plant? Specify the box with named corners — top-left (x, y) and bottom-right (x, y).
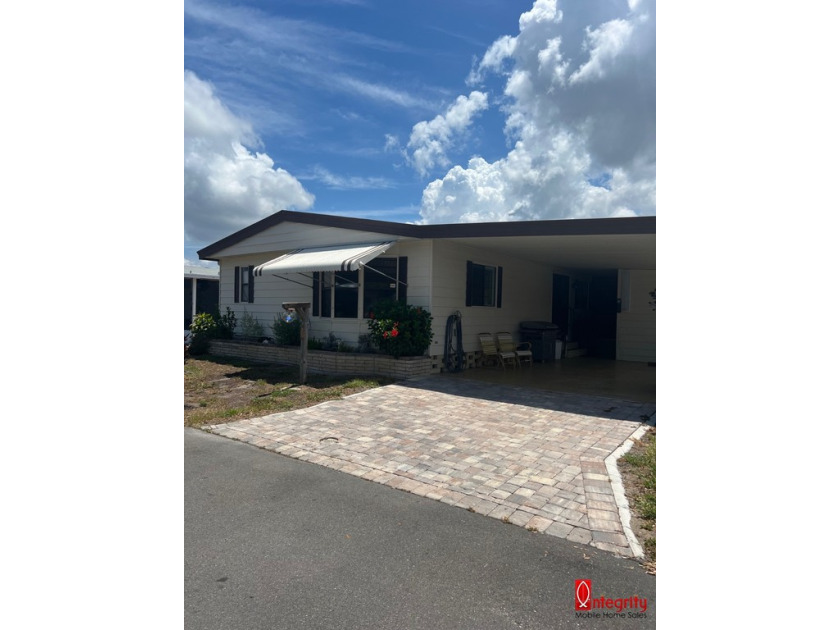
top-left (367, 298), bottom-right (433, 358)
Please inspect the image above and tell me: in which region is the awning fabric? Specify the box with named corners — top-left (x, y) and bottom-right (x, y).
top-left (254, 242), bottom-right (394, 276)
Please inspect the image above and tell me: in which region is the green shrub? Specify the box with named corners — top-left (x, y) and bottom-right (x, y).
top-left (308, 337), bottom-right (323, 350)
top-left (273, 311), bottom-right (301, 346)
top-left (321, 332), bottom-right (340, 352)
top-left (367, 299), bottom-right (433, 358)
top-left (239, 310), bottom-right (265, 339)
top-left (216, 307), bottom-right (237, 339)
top-left (357, 334), bottom-right (376, 354)
top-left (189, 312), bottom-right (217, 355)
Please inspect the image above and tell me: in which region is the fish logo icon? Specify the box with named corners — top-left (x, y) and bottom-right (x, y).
top-left (575, 579), bottom-right (592, 610)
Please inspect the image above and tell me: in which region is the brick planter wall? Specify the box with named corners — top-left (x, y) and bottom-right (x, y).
top-left (208, 340), bottom-right (435, 380)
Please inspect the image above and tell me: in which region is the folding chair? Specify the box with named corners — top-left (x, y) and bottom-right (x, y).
top-left (496, 332), bottom-right (533, 367)
top-left (478, 332), bottom-right (517, 369)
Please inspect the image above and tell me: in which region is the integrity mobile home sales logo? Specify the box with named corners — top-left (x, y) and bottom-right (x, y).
top-left (575, 580), bottom-right (592, 610)
top-left (575, 579), bottom-right (648, 619)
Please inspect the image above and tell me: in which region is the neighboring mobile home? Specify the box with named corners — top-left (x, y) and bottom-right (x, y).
top-left (197, 210), bottom-right (655, 366)
top-left (184, 264), bottom-right (220, 329)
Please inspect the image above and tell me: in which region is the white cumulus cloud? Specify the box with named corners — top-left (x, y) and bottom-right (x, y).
top-left (418, 0), bottom-right (655, 225)
top-left (184, 70), bottom-right (314, 247)
top-left (569, 18), bottom-right (635, 84)
top-left (468, 35), bottom-right (517, 84)
top-left (404, 91), bottom-right (489, 176)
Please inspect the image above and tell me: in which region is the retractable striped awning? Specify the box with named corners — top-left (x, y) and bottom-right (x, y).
top-left (254, 242), bottom-right (394, 276)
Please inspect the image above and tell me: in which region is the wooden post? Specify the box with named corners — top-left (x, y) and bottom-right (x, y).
top-left (283, 302), bottom-right (310, 384)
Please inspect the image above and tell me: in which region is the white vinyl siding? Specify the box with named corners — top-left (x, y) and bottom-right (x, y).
top-left (218, 242), bottom-right (432, 349)
top-left (429, 240), bottom-right (552, 356)
top-left (219, 254), bottom-right (309, 337)
top-left (403, 240), bottom-right (431, 309)
top-left (211, 222), bottom-right (408, 258)
top-left (616, 269), bottom-right (655, 362)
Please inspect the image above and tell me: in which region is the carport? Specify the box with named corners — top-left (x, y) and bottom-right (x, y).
top-left (434, 220), bottom-right (655, 364)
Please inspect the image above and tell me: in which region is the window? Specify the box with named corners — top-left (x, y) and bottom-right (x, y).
top-left (334, 270), bottom-right (359, 318)
top-left (240, 267), bottom-right (251, 302)
top-left (466, 261), bottom-right (503, 308)
top-left (363, 257), bottom-right (397, 316)
top-left (312, 272), bottom-right (332, 317)
top-left (312, 257), bottom-right (408, 318)
top-left (234, 265), bottom-right (254, 303)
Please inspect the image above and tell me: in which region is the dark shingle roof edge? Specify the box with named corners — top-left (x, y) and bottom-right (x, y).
top-left (197, 209), bottom-right (655, 260)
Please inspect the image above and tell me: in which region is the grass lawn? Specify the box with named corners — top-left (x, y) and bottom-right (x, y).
top-left (618, 427), bottom-right (656, 573)
top-left (184, 355), bottom-right (393, 427)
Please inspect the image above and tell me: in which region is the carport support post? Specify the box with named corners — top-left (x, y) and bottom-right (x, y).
top-left (283, 302), bottom-right (310, 384)
top-left (299, 305), bottom-right (309, 383)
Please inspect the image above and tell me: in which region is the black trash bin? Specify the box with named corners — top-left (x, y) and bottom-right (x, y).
top-left (519, 321), bottom-right (559, 362)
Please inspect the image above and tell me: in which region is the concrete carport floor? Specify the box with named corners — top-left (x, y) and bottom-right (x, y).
top-left (445, 357), bottom-right (656, 404)
top-left (207, 363), bottom-right (655, 558)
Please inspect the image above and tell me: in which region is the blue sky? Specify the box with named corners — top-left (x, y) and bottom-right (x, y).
top-left (185, 0), bottom-right (656, 265)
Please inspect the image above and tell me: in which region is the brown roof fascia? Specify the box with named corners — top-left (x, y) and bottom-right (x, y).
top-left (197, 209), bottom-right (655, 260)
top-left (416, 215), bottom-right (655, 238)
top-left (197, 210), bottom-right (420, 260)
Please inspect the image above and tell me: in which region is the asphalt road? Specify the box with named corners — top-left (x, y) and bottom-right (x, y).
top-left (185, 428), bottom-right (656, 629)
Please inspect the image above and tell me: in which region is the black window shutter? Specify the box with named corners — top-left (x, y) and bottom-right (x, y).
top-left (248, 266), bottom-right (255, 303)
top-left (465, 261), bottom-right (473, 307)
top-left (312, 272), bottom-right (321, 316)
top-left (496, 266), bottom-right (503, 308)
top-left (398, 256), bottom-right (408, 304)
top-left (234, 266), bottom-right (240, 303)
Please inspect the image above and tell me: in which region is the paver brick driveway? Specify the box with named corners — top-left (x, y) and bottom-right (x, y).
top-left (207, 375), bottom-right (655, 557)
